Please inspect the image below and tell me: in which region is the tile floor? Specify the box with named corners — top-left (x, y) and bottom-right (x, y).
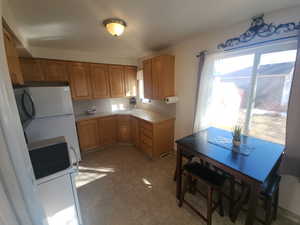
top-left (75, 145), bottom-right (297, 225)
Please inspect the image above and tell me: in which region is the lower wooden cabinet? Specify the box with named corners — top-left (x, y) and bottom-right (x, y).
top-left (130, 117), bottom-right (140, 148)
top-left (99, 116), bottom-right (117, 146)
top-left (76, 119), bottom-right (100, 153)
top-left (117, 115), bottom-right (131, 143)
top-left (76, 115), bottom-right (174, 158)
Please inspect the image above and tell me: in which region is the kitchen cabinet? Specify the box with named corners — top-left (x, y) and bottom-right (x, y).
top-left (3, 29), bottom-right (24, 85)
top-left (124, 66), bottom-right (137, 97)
top-left (76, 113), bottom-right (174, 158)
top-left (90, 63), bottom-right (110, 98)
top-left (117, 115), bottom-right (131, 143)
top-left (68, 62), bottom-right (92, 100)
top-left (17, 55), bottom-right (138, 100)
top-left (109, 65), bottom-right (125, 98)
top-left (130, 117), bottom-right (140, 148)
top-left (99, 116), bottom-right (117, 146)
top-left (140, 119), bottom-right (175, 158)
top-left (20, 58), bottom-right (45, 82)
top-left (142, 55), bottom-right (175, 100)
top-left (143, 59), bottom-right (152, 99)
top-left (76, 119), bottom-right (100, 152)
top-left (41, 60), bottom-right (69, 82)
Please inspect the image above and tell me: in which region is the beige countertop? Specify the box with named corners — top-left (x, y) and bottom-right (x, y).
top-left (75, 109), bottom-right (175, 124)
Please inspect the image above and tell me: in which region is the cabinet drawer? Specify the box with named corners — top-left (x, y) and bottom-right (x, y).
top-left (141, 134), bottom-right (153, 147)
top-left (141, 127), bottom-right (153, 138)
top-left (140, 120), bottom-right (153, 131)
top-left (117, 115), bottom-right (131, 125)
top-left (141, 143), bottom-right (153, 158)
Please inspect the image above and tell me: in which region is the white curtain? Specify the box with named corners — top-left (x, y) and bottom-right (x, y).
top-left (281, 32), bottom-right (300, 177)
top-left (0, 2), bottom-right (47, 224)
top-left (193, 52), bottom-right (222, 133)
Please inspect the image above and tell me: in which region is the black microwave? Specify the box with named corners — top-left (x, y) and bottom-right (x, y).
top-left (28, 136), bottom-right (71, 179)
top-left (14, 88), bottom-right (36, 128)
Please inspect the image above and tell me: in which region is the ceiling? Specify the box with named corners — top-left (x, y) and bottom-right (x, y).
top-left (7, 0), bottom-right (300, 59)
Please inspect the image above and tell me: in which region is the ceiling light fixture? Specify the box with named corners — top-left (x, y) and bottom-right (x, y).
top-left (103, 18), bottom-right (127, 37)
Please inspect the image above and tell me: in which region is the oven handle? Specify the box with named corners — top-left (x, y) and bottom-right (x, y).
top-left (21, 90), bottom-right (36, 119)
top-left (70, 146), bottom-right (79, 171)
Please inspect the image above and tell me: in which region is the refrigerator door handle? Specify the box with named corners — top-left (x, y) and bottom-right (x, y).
top-left (70, 146), bottom-right (79, 171)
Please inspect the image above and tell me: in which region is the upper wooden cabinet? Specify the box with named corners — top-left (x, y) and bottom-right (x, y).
top-left (20, 58), bottom-right (45, 82)
top-left (90, 64), bottom-right (110, 98)
top-left (41, 60), bottom-right (69, 82)
top-left (3, 30), bottom-right (24, 85)
top-left (124, 66), bottom-right (137, 97)
top-left (109, 65), bottom-right (125, 98)
top-left (17, 55), bottom-right (138, 100)
top-left (68, 62), bottom-right (92, 100)
top-left (143, 59), bottom-right (152, 99)
top-left (143, 55), bottom-right (175, 100)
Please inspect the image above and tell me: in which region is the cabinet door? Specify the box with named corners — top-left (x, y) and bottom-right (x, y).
top-left (117, 115), bottom-right (131, 143)
top-left (76, 119), bottom-right (99, 152)
top-left (151, 56), bottom-right (162, 99)
top-left (151, 55), bottom-right (175, 99)
top-left (20, 58), bottom-right (45, 82)
top-left (109, 65), bottom-right (125, 98)
top-left (124, 66), bottom-right (137, 97)
top-left (3, 30), bottom-right (24, 85)
top-left (69, 62), bottom-right (92, 100)
top-left (130, 117), bottom-right (140, 148)
top-left (99, 116), bottom-right (117, 146)
top-left (142, 59), bottom-right (152, 99)
top-left (42, 60), bottom-right (69, 82)
top-left (90, 64), bottom-right (110, 98)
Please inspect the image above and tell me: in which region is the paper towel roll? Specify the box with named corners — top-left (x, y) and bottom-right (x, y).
top-left (164, 96), bottom-right (178, 104)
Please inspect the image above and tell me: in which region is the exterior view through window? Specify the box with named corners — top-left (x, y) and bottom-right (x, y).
top-left (209, 42), bottom-right (297, 144)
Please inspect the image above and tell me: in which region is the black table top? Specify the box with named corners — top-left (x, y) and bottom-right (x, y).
top-left (176, 127), bottom-right (285, 183)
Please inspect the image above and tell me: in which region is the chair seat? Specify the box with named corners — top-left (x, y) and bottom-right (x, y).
top-left (182, 151), bottom-right (194, 160)
top-left (261, 174), bottom-right (281, 197)
top-left (183, 162), bottom-right (226, 187)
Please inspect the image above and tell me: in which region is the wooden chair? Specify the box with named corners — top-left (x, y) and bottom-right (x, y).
top-left (257, 174), bottom-right (281, 225)
top-left (173, 151), bottom-right (194, 181)
top-left (178, 162), bottom-right (225, 225)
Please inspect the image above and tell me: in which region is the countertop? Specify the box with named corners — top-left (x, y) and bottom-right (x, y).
top-left (75, 109), bottom-right (175, 124)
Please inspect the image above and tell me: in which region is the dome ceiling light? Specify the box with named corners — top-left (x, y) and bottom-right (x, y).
top-left (103, 18), bottom-right (127, 37)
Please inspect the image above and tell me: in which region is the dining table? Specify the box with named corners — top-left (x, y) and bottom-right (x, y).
top-left (175, 127), bottom-right (285, 225)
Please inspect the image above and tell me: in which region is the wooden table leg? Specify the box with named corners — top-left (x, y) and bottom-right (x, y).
top-left (245, 182), bottom-right (260, 225)
top-left (176, 144), bottom-right (183, 201)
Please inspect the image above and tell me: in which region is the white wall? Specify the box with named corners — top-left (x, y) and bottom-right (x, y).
top-left (73, 98), bottom-right (131, 115)
top-left (0, 0), bottom-right (47, 224)
top-left (142, 6), bottom-right (300, 217)
top-left (29, 46), bottom-right (138, 66)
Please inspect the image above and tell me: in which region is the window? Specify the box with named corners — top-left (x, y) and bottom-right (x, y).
top-left (208, 42), bottom-right (297, 144)
top-left (137, 70), bottom-right (151, 103)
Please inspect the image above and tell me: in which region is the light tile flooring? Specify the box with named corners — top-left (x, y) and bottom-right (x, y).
top-left (75, 145), bottom-right (296, 225)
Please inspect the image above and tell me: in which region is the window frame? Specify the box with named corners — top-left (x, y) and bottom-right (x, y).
top-left (213, 40), bottom-right (297, 136)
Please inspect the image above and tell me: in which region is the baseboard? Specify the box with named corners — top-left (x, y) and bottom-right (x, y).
top-left (279, 207), bottom-right (300, 224)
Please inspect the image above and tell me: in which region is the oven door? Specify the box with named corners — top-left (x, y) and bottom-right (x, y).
top-left (14, 88), bottom-right (36, 128)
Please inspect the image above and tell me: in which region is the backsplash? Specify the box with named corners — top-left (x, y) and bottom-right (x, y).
top-left (73, 98), bottom-right (132, 115)
top-left (136, 99), bottom-right (176, 116)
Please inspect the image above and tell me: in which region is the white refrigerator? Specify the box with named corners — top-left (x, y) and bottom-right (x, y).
top-left (25, 86), bottom-right (81, 164)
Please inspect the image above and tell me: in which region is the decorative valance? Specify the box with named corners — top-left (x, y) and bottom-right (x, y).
top-left (218, 15), bottom-right (300, 51)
